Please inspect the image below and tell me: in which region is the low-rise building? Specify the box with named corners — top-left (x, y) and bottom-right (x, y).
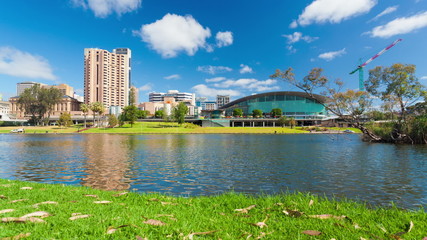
top-left (0, 101), bottom-right (11, 121)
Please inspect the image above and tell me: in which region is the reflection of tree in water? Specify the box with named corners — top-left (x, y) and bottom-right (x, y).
top-left (81, 134), bottom-right (134, 191)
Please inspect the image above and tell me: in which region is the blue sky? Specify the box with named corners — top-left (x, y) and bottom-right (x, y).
top-left (1, 0), bottom-right (427, 103)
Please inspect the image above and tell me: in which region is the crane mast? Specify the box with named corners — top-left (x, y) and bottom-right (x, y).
top-left (350, 38), bottom-right (402, 91)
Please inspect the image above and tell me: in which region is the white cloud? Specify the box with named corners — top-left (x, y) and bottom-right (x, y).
top-left (283, 32), bottom-right (318, 44)
top-left (368, 11), bottom-right (427, 38)
top-left (289, 20), bottom-right (298, 29)
top-left (293, 0), bottom-right (376, 27)
top-left (216, 31), bottom-right (233, 47)
top-left (420, 76), bottom-right (427, 80)
top-left (205, 77), bottom-right (226, 83)
top-left (71, 0), bottom-right (141, 18)
top-left (287, 45), bottom-right (297, 54)
top-left (369, 5), bottom-right (398, 22)
top-left (0, 46), bottom-right (56, 80)
top-left (197, 65), bottom-right (232, 75)
top-left (192, 84), bottom-right (241, 98)
top-left (213, 78), bottom-right (279, 92)
top-left (138, 83), bottom-right (153, 91)
top-left (164, 74), bottom-right (180, 80)
top-left (239, 64), bottom-right (254, 74)
top-left (133, 13), bottom-right (211, 58)
top-left (318, 48), bottom-right (347, 61)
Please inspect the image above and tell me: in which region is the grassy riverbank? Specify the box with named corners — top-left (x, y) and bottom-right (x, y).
top-left (0, 122), bottom-right (361, 134)
top-left (1, 179), bottom-right (425, 239)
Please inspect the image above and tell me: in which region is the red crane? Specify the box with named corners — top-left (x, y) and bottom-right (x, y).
top-left (350, 38), bottom-right (402, 91)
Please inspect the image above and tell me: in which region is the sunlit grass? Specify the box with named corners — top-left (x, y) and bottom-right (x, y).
top-left (0, 122), bottom-right (361, 134)
top-left (1, 179), bottom-right (425, 239)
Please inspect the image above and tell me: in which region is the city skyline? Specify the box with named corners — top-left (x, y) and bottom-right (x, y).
top-left (1, 0), bottom-right (427, 103)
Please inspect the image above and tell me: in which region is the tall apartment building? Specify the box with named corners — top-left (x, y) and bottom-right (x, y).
top-left (216, 95), bottom-right (230, 108)
top-left (149, 90), bottom-right (195, 105)
top-left (84, 48), bottom-right (131, 108)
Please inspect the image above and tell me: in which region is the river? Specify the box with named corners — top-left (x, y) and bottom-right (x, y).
top-left (0, 133), bottom-right (426, 209)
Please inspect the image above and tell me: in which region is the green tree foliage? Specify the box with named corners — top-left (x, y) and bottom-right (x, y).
top-left (233, 108), bottom-right (243, 117)
top-left (252, 109), bottom-right (263, 118)
top-left (57, 112), bottom-right (72, 127)
top-left (366, 63), bottom-right (427, 123)
top-left (17, 84), bottom-right (62, 125)
top-left (271, 108), bottom-right (282, 118)
top-left (277, 116), bottom-right (287, 127)
top-left (80, 103), bottom-right (89, 128)
top-left (289, 117), bottom-right (296, 129)
top-left (121, 105), bottom-right (138, 127)
top-left (107, 114), bottom-right (118, 128)
top-left (136, 110), bottom-right (149, 119)
top-left (89, 102), bottom-right (105, 127)
top-left (155, 110), bottom-right (164, 119)
top-left (129, 87), bottom-right (136, 106)
top-left (172, 102), bottom-right (188, 125)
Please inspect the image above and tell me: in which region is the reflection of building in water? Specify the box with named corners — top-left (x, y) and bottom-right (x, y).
top-left (81, 134), bottom-right (132, 190)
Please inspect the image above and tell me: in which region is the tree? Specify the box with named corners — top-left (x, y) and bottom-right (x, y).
top-left (122, 105), bottom-right (138, 127)
top-left (17, 84), bottom-right (62, 125)
top-left (155, 110), bottom-right (164, 119)
top-left (366, 64), bottom-right (426, 125)
top-left (107, 114), bottom-right (118, 128)
top-left (277, 116), bottom-right (287, 127)
top-left (271, 108), bottom-right (282, 118)
top-left (136, 110), bottom-right (149, 119)
top-left (289, 117), bottom-right (296, 129)
top-left (233, 108), bottom-right (243, 117)
top-left (80, 103), bottom-right (89, 128)
top-left (129, 87), bottom-right (136, 106)
top-left (57, 112), bottom-right (72, 127)
top-left (89, 102), bottom-right (105, 127)
top-left (172, 102), bottom-right (188, 125)
top-left (252, 109), bottom-right (263, 118)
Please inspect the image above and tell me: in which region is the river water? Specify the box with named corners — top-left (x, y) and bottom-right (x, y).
top-left (0, 134), bottom-right (426, 209)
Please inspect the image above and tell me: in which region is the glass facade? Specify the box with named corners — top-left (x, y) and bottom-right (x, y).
top-left (223, 92), bottom-right (327, 119)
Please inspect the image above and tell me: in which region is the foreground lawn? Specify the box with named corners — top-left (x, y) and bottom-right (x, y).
top-left (0, 122), bottom-right (361, 134)
top-left (1, 179), bottom-right (426, 239)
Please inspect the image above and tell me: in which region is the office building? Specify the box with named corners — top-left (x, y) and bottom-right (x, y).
top-left (149, 90), bottom-right (195, 105)
top-left (16, 82), bottom-right (47, 96)
top-left (84, 48), bottom-right (131, 108)
top-left (216, 95), bottom-right (230, 108)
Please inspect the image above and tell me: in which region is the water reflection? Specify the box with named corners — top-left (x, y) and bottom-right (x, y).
top-left (80, 134), bottom-right (133, 190)
top-left (0, 134), bottom-right (426, 209)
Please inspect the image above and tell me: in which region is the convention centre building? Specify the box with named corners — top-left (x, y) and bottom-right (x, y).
top-left (219, 91), bottom-right (329, 123)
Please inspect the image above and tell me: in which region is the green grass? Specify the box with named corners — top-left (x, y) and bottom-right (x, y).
top-left (1, 179), bottom-right (426, 239)
top-left (0, 122), bottom-right (363, 134)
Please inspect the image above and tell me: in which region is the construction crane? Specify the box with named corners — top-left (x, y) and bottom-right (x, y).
top-left (350, 38), bottom-right (402, 91)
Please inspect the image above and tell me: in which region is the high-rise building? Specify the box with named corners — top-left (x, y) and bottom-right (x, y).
top-left (216, 95), bottom-right (230, 108)
top-left (84, 48), bottom-right (131, 108)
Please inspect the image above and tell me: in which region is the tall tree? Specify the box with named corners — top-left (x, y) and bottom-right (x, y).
top-left (122, 105), bottom-right (138, 127)
top-left (80, 103), bottom-right (89, 128)
top-left (17, 84), bottom-right (62, 125)
top-left (129, 87), bottom-right (136, 106)
top-left (366, 63), bottom-right (426, 125)
top-left (172, 102), bottom-right (188, 125)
